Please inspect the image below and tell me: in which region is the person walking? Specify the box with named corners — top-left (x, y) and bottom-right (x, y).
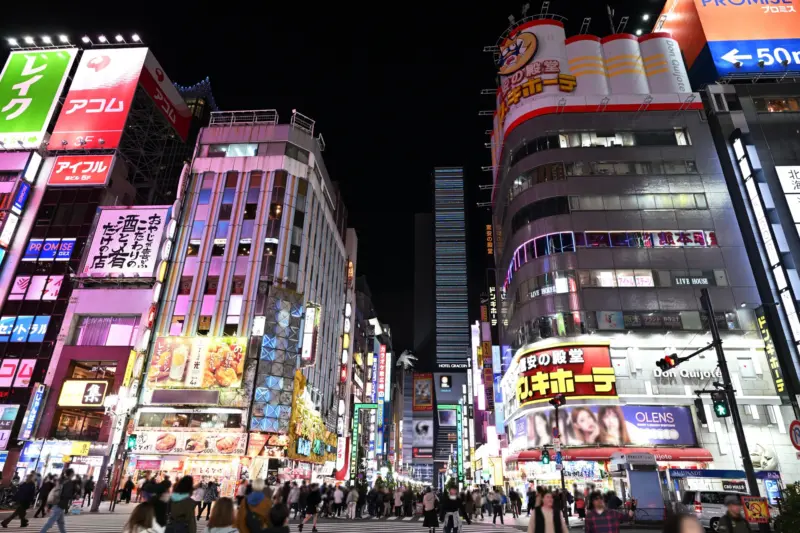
top-left (583, 491), bottom-right (633, 533)
top-left (527, 491), bottom-right (569, 533)
top-left (346, 486), bottom-right (359, 519)
top-left (122, 501), bottom-right (163, 533)
top-left (237, 479), bottom-right (248, 507)
top-left (198, 479), bottom-right (219, 521)
top-left (81, 476), bottom-right (95, 508)
top-left (333, 485), bottom-right (344, 517)
top-left (298, 483), bottom-right (321, 532)
top-left (207, 497), bottom-right (238, 533)
top-left (191, 482), bottom-right (205, 517)
top-left (121, 476), bottom-right (136, 504)
top-left (439, 486), bottom-right (469, 533)
top-left (137, 475), bottom-right (150, 503)
top-left (394, 486), bottom-right (404, 517)
top-left (422, 487), bottom-right (438, 533)
top-left (718, 495), bottom-right (750, 533)
top-left (287, 482), bottom-right (300, 518)
top-left (34, 475), bottom-right (56, 518)
top-left (2, 473), bottom-right (36, 528)
top-left (167, 476), bottom-right (197, 533)
top-left (490, 489), bottom-right (504, 525)
top-left (38, 468), bottom-right (76, 533)
top-left (236, 479), bottom-right (272, 533)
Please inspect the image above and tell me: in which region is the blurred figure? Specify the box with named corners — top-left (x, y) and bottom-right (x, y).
top-left (3, 472), bottom-right (36, 527)
top-left (38, 468), bottom-right (75, 533)
top-left (81, 476), bottom-right (95, 508)
top-left (439, 486), bottom-right (468, 533)
top-left (167, 476), bottom-right (197, 533)
top-left (198, 479), bottom-right (219, 520)
top-left (584, 490), bottom-right (633, 533)
top-left (663, 514), bottom-right (705, 533)
top-left (298, 483), bottom-right (321, 532)
top-left (122, 476), bottom-right (135, 504)
top-left (718, 495), bottom-right (749, 533)
top-left (527, 491), bottom-right (569, 533)
top-left (122, 501), bottom-right (161, 533)
top-left (346, 485), bottom-right (359, 519)
top-left (207, 497), bottom-right (237, 533)
top-left (236, 479), bottom-right (272, 533)
top-left (264, 503), bottom-right (290, 533)
top-left (423, 487), bottom-right (438, 532)
top-left (34, 474), bottom-right (56, 518)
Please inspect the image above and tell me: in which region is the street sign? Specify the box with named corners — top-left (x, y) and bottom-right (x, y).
top-left (555, 464), bottom-right (563, 471)
top-left (552, 426), bottom-right (559, 438)
top-left (790, 420), bottom-right (800, 451)
top-left (709, 40), bottom-right (800, 77)
top-left (552, 437), bottom-right (560, 446)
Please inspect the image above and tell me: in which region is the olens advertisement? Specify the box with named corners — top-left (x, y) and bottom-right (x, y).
top-left (517, 404), bottom-right (697, 448)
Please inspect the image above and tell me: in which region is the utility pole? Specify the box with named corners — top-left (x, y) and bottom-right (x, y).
top-left (549, 394), bottom-right (568, 524)
top-left (700, 289), bottom-right (770, 533)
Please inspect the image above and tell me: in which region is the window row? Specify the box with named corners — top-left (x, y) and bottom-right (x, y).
top-left (513, 268), bottom-right (728, 305)
top-left (506, 160), bottom-right (699, 204)
top-left (72, 316), bottom-right (141, 347)
top-left (505, 230), bottom-right (719, 288)
top-left (205, 142), bottom-right (310, 164)
top-left (569, 193), bottom-right (708, 211)
top-left (186, 239), bottom-right (276, 257)
top-left (508, 128), bottom-right (692, 167)
top-left (753, 97), bottom-right (800, 113)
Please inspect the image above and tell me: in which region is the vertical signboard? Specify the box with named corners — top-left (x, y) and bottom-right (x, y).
top-left (19, 383), bottom-right (45, 440)
top-left (0, 49), bottom-right (77, 148)
top-left (776, 167), bottom-right (800, 233)
top-left (139, 51), bottom-right (191, 141)
top-left (376, 344), bottom-right (387, 453)
top-left (755, 307), bottom-right (790, 401)
top-left (48, 48), bottom-right (148, 150)
top-left (300, 304), bottom-right (320, 366)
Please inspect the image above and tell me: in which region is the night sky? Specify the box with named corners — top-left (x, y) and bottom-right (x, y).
top-left (0, 0), bottom-right (667, 353)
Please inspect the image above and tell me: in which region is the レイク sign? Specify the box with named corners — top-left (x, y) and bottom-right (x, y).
top-left (511, 343), bottom-right (617, 409)
top-left (0, 49), bottom-right (77, 149)
top-left (48, 155), bottom-right (116, 187)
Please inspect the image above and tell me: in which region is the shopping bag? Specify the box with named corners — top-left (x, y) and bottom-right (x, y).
top-left (69, 503), bottom-right (82, 515)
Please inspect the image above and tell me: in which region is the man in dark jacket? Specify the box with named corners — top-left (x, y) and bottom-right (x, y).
top-left (298, 483), bottom-right (321, 532)
top-left (39, 468), bottom-right (75, 533)
top-left (81, 477), bottom-right (95, 508)
top-left (718, 495), bottom-right (750, 533)
top-left (2, 473), bottom-right (36, 527)
top-left (34, 475), bottom-right (55, 518)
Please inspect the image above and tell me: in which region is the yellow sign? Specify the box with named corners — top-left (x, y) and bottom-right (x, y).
top-left (62, 455), bottom-right (72, 463)
top-left (742, 497), bottom-right (770, 524)
top-left (69, 441), bottom-right (90, 456)
top-left (57, 380), bottom-right (108, 407)
top-left (122, 350), bottom-right (137, 388)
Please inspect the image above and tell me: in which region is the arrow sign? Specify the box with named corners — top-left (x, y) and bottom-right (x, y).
top-left (721, 49), bottom-right (753, 64)
top-left (790, 420), bottom-right (800, 451)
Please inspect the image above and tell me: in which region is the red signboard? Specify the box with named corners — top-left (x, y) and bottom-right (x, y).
top-left (483, 367), bottom-right (495, 410)
top-left (139, 51), bottom-right (191, 141)
top-left (246, 433), bottom-right (268, 457)
top-left (48, 48), bottom-right (148, 150)
top-left (47, 155), bottom-right (115, 187)
top-left (516, 344), bottom-right (617, 406)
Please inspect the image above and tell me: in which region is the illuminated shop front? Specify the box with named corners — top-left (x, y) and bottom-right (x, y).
top-left (286, 371), bottom-right (337, 484)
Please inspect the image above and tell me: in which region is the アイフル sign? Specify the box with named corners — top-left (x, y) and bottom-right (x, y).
top-left (48, 155), bottom-right (116, 187)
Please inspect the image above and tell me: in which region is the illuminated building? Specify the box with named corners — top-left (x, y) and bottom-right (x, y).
top-left (488, 14), bottom-right (798, 493)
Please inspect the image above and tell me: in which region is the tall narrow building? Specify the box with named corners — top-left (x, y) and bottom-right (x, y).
top-left (434, 167), bottom-right (469, 369)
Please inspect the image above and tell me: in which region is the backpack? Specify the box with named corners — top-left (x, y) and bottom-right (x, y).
top-left (164, 502), bottom-right (189, 533)
top-left (244, 501), bottom-right (265, 533)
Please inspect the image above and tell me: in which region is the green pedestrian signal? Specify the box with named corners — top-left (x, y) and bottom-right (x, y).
top-left (542, 449), bottom-right (550, 464)
top-left (711, 391), bottom-right (730, 418)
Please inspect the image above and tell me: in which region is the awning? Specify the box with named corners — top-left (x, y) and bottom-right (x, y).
top-left (506, 447), bottom-right (714, 463)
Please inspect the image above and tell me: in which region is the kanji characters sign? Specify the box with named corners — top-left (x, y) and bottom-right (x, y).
top-left (48, 155), bottom-right (116, 187)
top-left (81, 207), bottom-right (169, 278)
top-left (57, 380), bottom-right (108, 407)
top-left (0, 49), bottom-right (77, 149)
top-left (755, 307), bottom-right (789, 400)
top-left (512, 343), bottom-right (617, 408)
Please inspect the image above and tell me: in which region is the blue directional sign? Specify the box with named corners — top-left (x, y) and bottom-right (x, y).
top-left (709, 39), bottom-right (800, 76)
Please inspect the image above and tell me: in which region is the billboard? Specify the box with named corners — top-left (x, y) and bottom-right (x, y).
top-left (22, 237), bottom-right (75, 262)
top-left (57, 380), bottom-right (108, 407)
top-left (0, 316), bottom-right (50, 343)
top-left (48, 48), bottom-right (148, 150)
top-left (147, 336), bottom-right (247, 390)
top-left (80, 206), bottom-right (169, 278)
top-left (132, 429), bottom-right (246, 455)
top-left (0, 49), bottom-right (77, 148)
top-left (139, 51), bottom-right (191, 141)
top-left (655, 0), bottom-right (800, 77)
top-left (48, 155), bottom-right (116, 187)
top-left (300, 304), bottom-right (320, 366)
top-left (0, 405), bottom-right (19, 450)
top-left (515, 404), bottom-right (698, 448)
top-left (412, 373), bottom-right (434, 411)
top-left (9, 275), bottom-right (63, 301)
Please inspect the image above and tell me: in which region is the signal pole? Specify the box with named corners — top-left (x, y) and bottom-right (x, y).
top-left (700, 289), bottom-right (769, 533)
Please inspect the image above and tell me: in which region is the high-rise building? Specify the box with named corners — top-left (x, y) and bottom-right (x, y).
top-left (434, 167), bottom-right (469, 370)
top-left (413, 213), bottom-right (435, 368)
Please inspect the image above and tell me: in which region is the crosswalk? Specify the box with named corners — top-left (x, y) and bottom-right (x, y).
top-left (0, 505), bottom-right (526, 533)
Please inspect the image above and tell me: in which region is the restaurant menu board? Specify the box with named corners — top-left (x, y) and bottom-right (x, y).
top-left (147, 336), bottom-right (246, 389)
top-left (132, 429), bottom-right (247, 456)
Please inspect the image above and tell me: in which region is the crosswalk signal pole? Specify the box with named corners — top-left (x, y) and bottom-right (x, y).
top-left (700, 289), bottom-right (768, 533)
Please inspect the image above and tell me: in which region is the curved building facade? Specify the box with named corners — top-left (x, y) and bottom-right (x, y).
top-left (488, 19), bottom-right (800, 496)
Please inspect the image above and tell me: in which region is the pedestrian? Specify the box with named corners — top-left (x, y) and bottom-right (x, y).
top-left (297, 484), bottom-right (309, 520)
top-left (439, 486), bottom-right (468, 533)
top-left (717, 495), bottom-right (750, 533)
top-left (527, 491), bottom-right (569, 533)
top-left (463, 490), bottom-right (474, 519)
top-left (166, 475), bottom-right (197, 533)
top-left (38, 467), bottom-right (76, 533)
top-left (191, 482), bottom-right (205, 517)
top-left (2, 472), bottom-right (36, 528)
top-left (123, 501), bottom-right (163, 533)
top-left (34, 475), bottom-right (56, 518)
top-left (367, 487), bottom-right (377, 517)
top-left (422, 487), bottom-right (438, 533)
top-left (121, 476), bottom-right (135, 504)
top-left (334, 485), bottom-right (344, 517)
top-left (81, 476), bottom-right (95, 508)
top-left (583, 491), bottom-right (633, 533)
top-left (383, 488), bottom-right (392, 517)
top-left (605, 491), bottom-right (622, 510)
top-left (394, 486), bottom-right (404, 517)
top-left (237, 479), bottom-right (248, 507)
top-left (71, 475), bottom-right (82, 505)
top-left (346, 486), bottom-right (359, 519)
top-left (471, 489), bottom-right (481, 520)
top-left (138, 475), bottom-right (151, 502)
top-left (264, 503), bottom-right (290, 533)
top-left (490, 488), bottom-right (503, 525)
top-left (663, 513), bottom-right (704, 533)
top-left (403, 487), bottom-right (413, 517)
top-left (298, 482), bottom-right (321, 532)
top-left (236, 479), bottom-right (272, 533)
top-left (198, 479), bottom-right (219, 521)
top-left (207, 497), bottom-right (237, 533)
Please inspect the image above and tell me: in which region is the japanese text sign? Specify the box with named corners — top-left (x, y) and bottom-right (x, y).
top-left (48, 154), bottom-right (115, 187)
top-left (147, 336), bottom-right (247, 390)
top-left (0, 316), bottom-right (50, 343)
top-left (81, 207), bottom-right (169, 278)
top-left (132, 429), bottom-right (246, 455)
top-left (742, 497), bottom-right (770, 524)
top-left (514, 343), bottom-right (616, 408)
top-left (0, 360), bottom-right (19, 387)
top-left (139, 51), bottom-right (191, 141)
top-left (48, 48), bottom-right (148, 150)
top-left (57, 380), bottom-right (108, 407)
top-left (755, 307), bottom-right (788, 400)
top-left (776, 166), bottom-right (800, 232)
top-left (0, 49), bottom-right (77, 149)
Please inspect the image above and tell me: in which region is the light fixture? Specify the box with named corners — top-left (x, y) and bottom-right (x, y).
top-left (23, 36), bottom-right (34, 45)
top-left (41, 36), bottom-right (51, 44)
top-left (740, 303), bottom-right (747, 308)
top-left (6, 38), bottom-right (17, 46)
top-left (115, 34), bottom-right (124, 42)
top-left (635, 29), bottom-right (643, 36)
top-left (58, 35), bottom-right (68, 43)
top-left (81, 36), bottom-right (90, 43)
top-left (131, 33), bottom-right (141, 42)
top-left (98, 35), bottom-right (107, 43)
top-left (642, 14), bottom-right (650, 21)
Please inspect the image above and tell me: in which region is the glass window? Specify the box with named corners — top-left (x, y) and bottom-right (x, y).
top-left (673, 194), bottom-right (696, 209)
top-left (620, 196), bottom-right (638, 210)
top-left (535, 236), bottom-right (548, 257)
top-left (685, 160), bottom-right (698, 173)
top-left (592, 162), bottom-right (615, 175)
top-left (664, 161), bottom-right (687, 174)
top-left (70, 361), bottom-right (117, 380)
top-left (73, 316), bottom-right (140, 346)
top-left (186, 242), bottom-right (200, 257)
top-left (674, 128), bottom-right (691, 146)
top-left (212, 243), bottom-right (226, 256)
top-left (569, 196), bottom-right (581, 210)
top-left (208, 143), bottom-right (257, 157)
top-left (637, 195), bottom-right (656, 209)
top-left (581, 196), bottom-right (604, 210)
top-left (285, 143), bottom-right (310, 164)
top-left (635, 270), bottom-right (655, 287)
top-left (603, 195), bottom-right (621, 210)
top-left (197, 190), bottom-right (211, 205)
top-left (694, 194), bottom-right (707, 209)
top-left (237, 242), bottom-right (251, 256)
top-left (218, 203), bottom-right (233, 221)
top-left (610, 232), bottom-right (635, 247)
top-left (586, 232), bottom-right (611, 247)
top-left (243, 204), bottom-right (257, 220)
top-left (594, 270), bottom-right (617, 287)
top-left (616, 269), bottom-right (636, 287)
top-left (714, 269), bottom-right (729, 286)
top-left (169, 316), bottom-right (184, 336)
top-left (216, 221), bottom-right (230, 239)
top-left (222, 188), bottom-right (236, 204)
top-left (191, 220), bottom-right (205, 239)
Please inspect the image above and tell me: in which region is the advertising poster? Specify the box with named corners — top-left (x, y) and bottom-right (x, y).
top-left (132, 429), bottom-right (246, 456)
top-left (48, 155), bottom-right (116, 187)
top-left (412, 417), bottom-right (434, 447)
top-left (80, 207), bottom-right (169, 278)
top-left (0, 405), bottom-right (19, 451)
top-left (412, 373), bottom-right (434, 411)
top-left (9, 275), bottom-right (63, 301)
top-left (139, 51), bottom-right (191, 141)
top-left (0, 49), bottom-right (77, 148)
top-left (519, 404), bottom-right (698, 448)
top-left (148, 336), bottom-right (247, 390)
top-left (48, 48), bottom-right (149, 150)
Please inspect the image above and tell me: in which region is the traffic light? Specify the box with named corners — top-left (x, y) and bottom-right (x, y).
top-left (711, 391), bottom-right (730, 418)
top-left (656, 355), bottom-right (679, 371)
top-left (542, 448), bottom-right (550, 465)
top-left (693, 398), bottom-right (708, 425)
top-left (549, 394), bottom-right (566, 408)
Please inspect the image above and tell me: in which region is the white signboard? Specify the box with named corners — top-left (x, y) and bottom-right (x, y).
top-left (132, 429), bottom-right (246, 455)
top-left (777, 166), bottom-right (800, 230)
top-left (81, 207), bottom-right (169, 278)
